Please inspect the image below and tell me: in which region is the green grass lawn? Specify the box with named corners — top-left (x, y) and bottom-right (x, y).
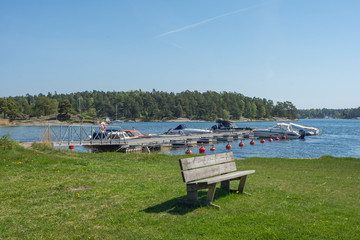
top-left (1, 138), bottom-right (359, 239)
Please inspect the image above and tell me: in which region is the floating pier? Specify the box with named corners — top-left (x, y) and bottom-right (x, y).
top-left (44, 125), bottom-right (253, 153)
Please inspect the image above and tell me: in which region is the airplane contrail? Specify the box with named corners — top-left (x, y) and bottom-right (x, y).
top-left (155, 5), bottom-right (260, 39)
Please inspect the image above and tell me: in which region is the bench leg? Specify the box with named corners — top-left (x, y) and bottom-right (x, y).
top-left (177, 185), bottom-right (201, 206)
top-left (180, 183), bottom-right (221, 207)
top-left (220, 180), bottom-right (230, 191)
top-left (237, 175), bottom-right (248, 193)
top-left (206, 183), bottom-right (217, 204)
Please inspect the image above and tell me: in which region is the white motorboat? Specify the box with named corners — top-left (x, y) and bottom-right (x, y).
top-left (90, 123), bottom-right (151, 140)
top-left (110, 120), bottom-right (123, 124)
top-left (289, 123), bottom-right (320, 136)
top-left (166, 124), bottom-right (212, 135)
top-left (90, 128), bottom-right (130, 140)
top-left (253, 123), bottom-right (306, 139)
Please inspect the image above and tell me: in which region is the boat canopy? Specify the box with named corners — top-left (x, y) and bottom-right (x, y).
top-left (289, 123), bottom-right (320, 135)
top-left (174, 124), bottom-right (187, 130)
top-left (270, 123), bottom-right (295, 132)
top-left (216, 118), bottom-right (235, 128)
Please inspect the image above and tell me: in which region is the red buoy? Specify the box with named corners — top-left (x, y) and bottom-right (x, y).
top-left (210, 146), bottom-right (216, 151)
top-left (282, 135), bottom-right (287, 140)
top-left (185, 149), bottom-right (193, 155)
top-left (239, 142), bottom-right (245, 147)
top-left (275, 137), bottom-right (280, 141)
top-left (269, 138), bottom-right (273, 142)
top-left (69, 145), bottom-right (75, 150)
top-left (199, 146), bottom-right (206, 154)
top-left (260, 139), bottom-right (266, 144)
top-left (250, 140), bottom-right (255, 145)
top-left (226, 143), bottom-right (232, 150)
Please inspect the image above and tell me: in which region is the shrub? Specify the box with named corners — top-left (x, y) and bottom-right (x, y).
top-left (0, 135), bottom-right (18, 150)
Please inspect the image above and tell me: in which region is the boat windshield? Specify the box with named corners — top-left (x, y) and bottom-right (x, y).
top-left (271, 123), bottom-right (293, 131)
top-left (131, 131), bottom-right (141, 136)
top-left (124, 131), bottom-right (134, 137)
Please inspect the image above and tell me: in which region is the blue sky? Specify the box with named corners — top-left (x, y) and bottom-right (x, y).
top-left (1, 0), bottom-right (359, 109)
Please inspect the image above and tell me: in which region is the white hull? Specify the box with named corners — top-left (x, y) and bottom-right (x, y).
top-left (252, 123), bottom-right (305, 139)
top-left (253, 129), bottom-right (301, 139)
top-left (167, 129), bottom-right (212, 135)
top-left (166, 124), bottom-right (212, 135)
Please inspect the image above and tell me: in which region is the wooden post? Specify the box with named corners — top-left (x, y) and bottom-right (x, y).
top-left (206, 183), bottom-right (217, 204)
top-left (238, 176), bottom-right (248, 193)
top-left (186, 185), bottom-right (198, 202)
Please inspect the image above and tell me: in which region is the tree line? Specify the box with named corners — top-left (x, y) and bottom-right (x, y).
top-left (298, 108), bottom-right (360, 119)
top-left (1, 90), bottom-right (299, 121)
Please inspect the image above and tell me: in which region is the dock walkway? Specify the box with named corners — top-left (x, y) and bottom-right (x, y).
top-left (46, 125), bottom-right (252, 152)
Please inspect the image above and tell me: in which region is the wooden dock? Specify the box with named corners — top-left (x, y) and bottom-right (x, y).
top-left (52, 130), bottom-right (253, 153)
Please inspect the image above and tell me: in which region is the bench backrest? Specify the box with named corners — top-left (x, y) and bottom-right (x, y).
top-left (179, 152), bottom-right (236, 183)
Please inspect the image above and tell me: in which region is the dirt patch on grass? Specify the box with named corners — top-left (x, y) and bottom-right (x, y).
top-left (18, 142), bottom-right (34, 149)
top-left (69, 186), bottom-right (92, 191)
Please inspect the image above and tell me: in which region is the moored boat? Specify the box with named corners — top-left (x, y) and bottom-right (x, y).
top-left (253, 123), bottom-right (306, 139)
top-left (123, 129), bottom-right (151, 138)
top-left (165, 124), bottom-right (212, 135)
top-left (288, 123), bottom-right (320, 135)
top-left (211, 118), bottom-right (253, 132)
top-left (110, 120), bottom-right (123, 124)
top-left (90, 122), bottom-right (150, 140)
top-left (90, 129), bottom-right (128, 140)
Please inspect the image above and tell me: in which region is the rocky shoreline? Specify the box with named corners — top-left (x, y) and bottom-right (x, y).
top-left (1, 117), bottom-right (296, 127)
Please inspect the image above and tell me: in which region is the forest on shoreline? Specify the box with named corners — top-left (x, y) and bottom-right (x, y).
top-left (0, 90), bottom-right (359, 121)
top-left (0, 90), bottom-right (297, 121)
top-left (298, 108), bottom-right (360, 119)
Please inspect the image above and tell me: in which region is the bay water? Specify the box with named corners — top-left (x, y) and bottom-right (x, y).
top-left (1, 119), bottom-right (359, 159)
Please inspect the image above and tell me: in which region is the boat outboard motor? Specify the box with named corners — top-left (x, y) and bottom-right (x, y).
top-left (211, 125), bottom-right (217, 130)
top-left (299, 130), bottom-right (306, 139)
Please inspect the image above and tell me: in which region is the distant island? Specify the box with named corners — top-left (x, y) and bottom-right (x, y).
top-left (0, 90), bottom-right (359, 125)
top-left (298, 108), bottom-right (360, 119)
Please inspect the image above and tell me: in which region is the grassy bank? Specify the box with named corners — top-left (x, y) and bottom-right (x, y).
top-left (1, 139), bottom-right (359, 239)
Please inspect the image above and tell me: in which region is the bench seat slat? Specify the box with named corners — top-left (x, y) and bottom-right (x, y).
top-left (190, 170), bottom-right (255, 185)
top-left (180, 152), bottom-right (234, 170)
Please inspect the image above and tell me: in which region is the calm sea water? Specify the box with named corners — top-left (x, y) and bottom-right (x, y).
top-left (1, 119), bottom-right (359, 159)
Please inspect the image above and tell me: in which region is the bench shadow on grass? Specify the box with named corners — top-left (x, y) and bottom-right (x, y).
top-left (142, 188), bottom-right (230, 215)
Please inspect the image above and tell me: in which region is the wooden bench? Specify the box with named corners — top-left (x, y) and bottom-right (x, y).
top-left (179, 152), bottom-right (255, 207)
